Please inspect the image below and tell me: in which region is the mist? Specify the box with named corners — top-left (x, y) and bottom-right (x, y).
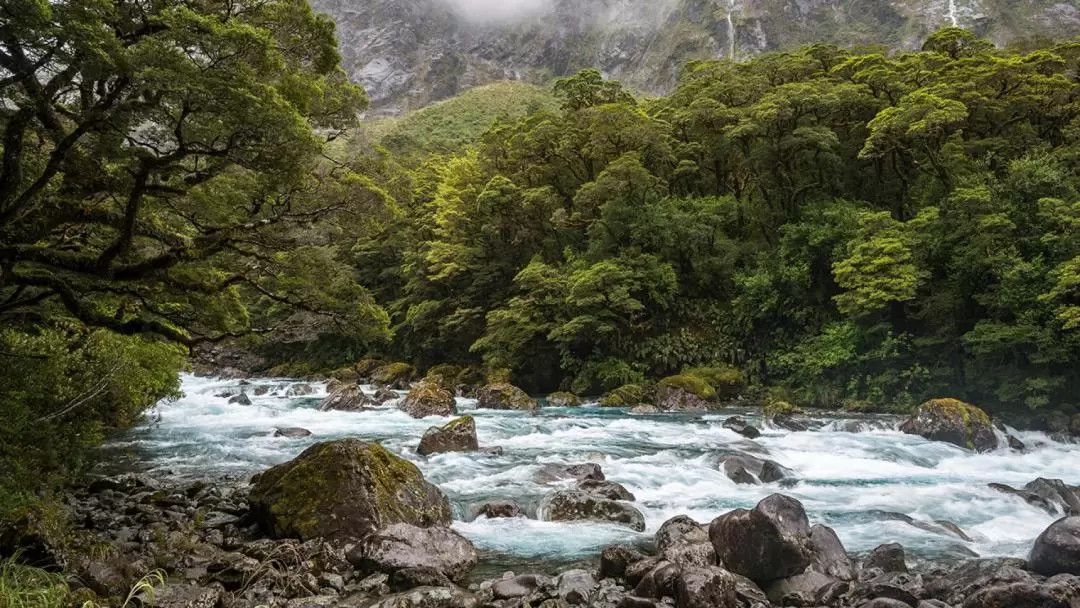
top-left (439, 0), bottom-right (553, 23)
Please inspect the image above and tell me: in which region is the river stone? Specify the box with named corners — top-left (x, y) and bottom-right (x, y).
top-left (286, 383), bottom-right (314, 397)
top-left (477, 382), bottom-right (538, 410)
top-left (1024, 478), bottom-right (1080, 515)
top-left (654, 515), bottom-right (714, 568)
top-left (317, 384), bottom-right (371, 412)
top-left (492, 573), bottom-right (555, 599)
top-left (474, 500), bottom-right (522, 519)
top-left (548, 392), bottom-right (582, 407)
top-left (400, 380), bottom-right (457, 418)
top-left (634, 561), bottom-right (681, 598)
top-left (769, 413), bottom-right (811, 432)
top-left (709, 493), bottom-right (814, 585)
top-left (629, 404), bottom-right (661, 414)
top-left (1029, 516), bottom-right (1080, 576)
top-left (390, 567), bottom-right (453, 591)
top-left (149, 584), bottom-right (224, 608)
top-left (416, 416), bottom-right (478, 456)
top-left (861, 543), bottom-right (907, 574)
top-left (535, 463), bottom-right (605, 484)
top-left (347, 523), bottom-right (477, 582)
top-left (557, 569), bottom-right (597, 604)
top-left (722, 416), bottom-right (761, 439)
top-left (228, 393), bottom-right (252, 405)
top-left (716, 453), bottom-right (793, 485)
top-left (274, 427), bottom-right (313, 438)
top-left (898, 398), bottom-right (999, 452)
top-left (960, 574), bottom-right (1080, 608)
top-left (372, 387), bottom-right (400, 404)
top-left (577, 479), bottom-right (635, 501)
top-left (540, 489), bottom-right (646, 531)
top-left (675, 566), bottom-right (737, 608)
top-left (248, 438), bottom-right (452, 541)
top-left (989, 482), bottom-right (1060, 515)
top-left (810, 524), bottom-right (855, 581)
top-left (365, 585), bottom-right (475, 608)
top-left (600, 545), bottom-right (647, 580)
top-left (765, 570), bottom-right (847, 606)
top-left (921, 558), bottom-right (1032, 605)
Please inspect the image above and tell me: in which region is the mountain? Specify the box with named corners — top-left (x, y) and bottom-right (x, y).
top-left (312, 0), bottom-right (1080, 115)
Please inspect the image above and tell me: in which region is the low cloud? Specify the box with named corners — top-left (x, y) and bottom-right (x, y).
top-left (440, 0), bottom-right (552, 22)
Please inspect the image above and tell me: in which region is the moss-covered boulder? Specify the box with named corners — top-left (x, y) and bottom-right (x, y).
top-left (898, 398), bottom-right (999, 452)
top-left (454, 366), bottom-right (487, 397)
top-left (417, 416), bottom-right (478, 456)
top-left (423, 364), bottom-right (463, 391)
top-left (683, 366), bottom-right (746, 400)
top-left (372, 362), bottom-right (416, 389)
top-left (654, 375), bottom-right (716, 412)
top-left (399, 380), bottom-right (456, 418)
top-left (598, 384), bottom-right (646, 407)
top-left (547, 391), bottom-right (582, 407)
top-left (248, 439), bottom-right (452, 541)
top-left (355, 357), bottom-right (386, 380)
top-left (476, 383), bottom-right (537, 410)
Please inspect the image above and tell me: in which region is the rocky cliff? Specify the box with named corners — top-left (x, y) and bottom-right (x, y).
top-left (311, 0), bottom-right (1080, 115)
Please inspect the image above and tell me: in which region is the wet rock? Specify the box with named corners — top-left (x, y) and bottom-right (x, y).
top-left (600, 545), bottom-right (647, 580)
top-left (400, 380), bottom-right (457, 418)
top-left (633, 561), bottom-right (681, 598)
top-left (274, 427), bottom-right (313, 438)
top-left (708, 494), bottom-right (813, 585)
top-left (557, 569), bottom-right (597, 604)
top-left (365, 585), bottom-right (475, 608)
top-left (317, 384), bottom-right (371, 412)
top-left (372, 387), bottom-right (400, 404)
top-left (548, 392), bottom-right (583, 407)
top-left (675, 566), bottom-right (737, 608)
top-left (858, 600), bottom-right (913, 608)
top-left (254, 385), bottom-right (271, 396)
top-left (654, 375), bottom-right (715, 412)
top-left (493, 573), bottom-right (554, 599)
top-left (656, 515), bottom-right (714, 568)
top-left (861, 543), bottom-right (907, 574)
top-left (535, 463), bottom-right (605, 484)
top-left (989, 483), bottom-right (1060, 515)
top-left (1029, 516), bottom-right (1080, 576)
top-left (228, 393), bottom-right (252, 405)
top-left (898, 398), bottom-right (999, 452)
top-left (78, 558), bottom-right (129, 598)
top-left (149, 583), bottom-right (224, 608)
top-left (722, 416), bottom-right (760, 439)
top-left (540, 490), bottom-right (645, 531)
top-left (730, 572), bottom-right (770, 607)
top-left (474, 500), bottom-right (522, 519)
top-left (476, 382), bottom-right (538, 410)
top-left (809, 524), bottom-right (855, 581)
top-left (248, 438), bottom-right (452, 540)
top-left (1007, 434), bottom-right (1026, 451)
top-left (577, 479), bottom-right (635, 501)
top-left (1024, 478), bottom-right (1080, 515)
top-left (417, 416), bottom-right (478, 456)
top-left (960, 574), bottom-right (1080, 608)
top-left (921, 558), bottom-right (1032, 605)
top-left (391, 567), bottom-right (454, 591)
top-left (286, 383), bottom-right (314, 397)
top-left (347, 523), bottom-right (478, 582)
top-left (770, 413), bottom-right (811, 432)
top-left (765, 570), bottom-right (847, 606)
top-left (716, 453), bottom-right (793, 485)
top-left (629, 404), bottom-right (661, 415)
top-left (854, 571), bottom-right (921, 606)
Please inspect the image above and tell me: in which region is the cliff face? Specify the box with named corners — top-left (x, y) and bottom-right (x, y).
top-left (311, 0), bottom-right (1080, 115)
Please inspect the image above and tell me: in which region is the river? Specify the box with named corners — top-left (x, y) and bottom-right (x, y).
top-left (102, 374), bottom-right (1079, 575)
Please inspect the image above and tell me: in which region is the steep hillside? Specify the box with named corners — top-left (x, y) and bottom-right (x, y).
top-left (312, 0), bottom-right (1080, 115)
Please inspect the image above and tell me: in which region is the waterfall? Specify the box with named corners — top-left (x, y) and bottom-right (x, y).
top-left (947, 0), bottom-right (959, 26)
top-left (726, 0), bottom-right (736, 60)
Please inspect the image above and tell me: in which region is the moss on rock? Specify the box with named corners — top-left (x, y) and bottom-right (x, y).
top-left (547, 391), bottom-right (582, 407)
top-left (399, 380), bottom-right (456, 418)
top-left (898, 398), bottom-right (999, 452)
top-left (476, 383), bottom-right (537, 410)
top-left (658, 375), bottom-right (717, 400)
top-left (372, 362), bottom-right (416, 388)
top-left (683, 366), bottom-right (745, 399)
top-left (248, 439), bottom-right (452, 541)
top-left (598, 384), bottom-right (646, 407)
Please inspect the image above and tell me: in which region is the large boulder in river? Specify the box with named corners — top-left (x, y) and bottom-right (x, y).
top-left (317, 384), bottom-right (371, 412)
top-left (547, 391), bottom-right (582, 407)
top-left (540, 489), bottom-right (645, 531)
top-left (476, 382), bottom-right (538, 410)
top-left (248, 438), bottom-right (452, 541)
top-left (722, 416), bottom-right (761, 439)
top-left (1029, 516), bottom-right (1080, 576)
top-left (809, 524), bottom-right (855, 581)
top-left (656, 515), bottom-right (715, 568)
top-left (716, 453), bottom-right (793, 485)
top-left (534, 463), bottom-right (605, 484)
top-left (416, 416), bottom-right (478, 456)
top-left (399, 380), bottom-right (456, 418)
top-left (709, 494), bottom-right (814, 585)
top-left (371, 362), bottom-right (416, 389)
top-left (654, 375), bottom-right (716, 412)
top-left (898, 398), bottom-right (999, 452)
top-left (346, 523), bottom-right (477, 582)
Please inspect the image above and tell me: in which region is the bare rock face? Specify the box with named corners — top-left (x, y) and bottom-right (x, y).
top-left (708, 494), bottom-right (814, 585)
top-left (248, 439), bottom-right (452, 541)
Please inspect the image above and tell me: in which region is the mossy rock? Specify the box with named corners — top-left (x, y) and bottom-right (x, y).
top-left (248, 438), bottom-right (452, 541)
top-left (354, 357), bottom-right (386, 379)
top-left (425, 364), bottom-right (463, 390)
top-left (454, 367), bottom-right (487, 397)
top-left (598, 384), bottom-right (646, 407)
top-left (372, 362), bottom-right (416, 389)
top-left (485, 368), bottom-right (512, 384)
top-left (898, 398), bottom-right (999, 452)
top-left (654, 375), bottom-right (717, 412)
top-left (329, 367), bottom-right (360, 383)
top-left (547, 391), bottom-right (582, 407)
top-left (417, 416), bottom-right (479, 456)
top-left (476, 383), bottom-right (538, 410)
top-left (683, 366), bottom-right (746, 399)
top-left (764, 400), bottom-right (802, 417)
top-left (399, 380), bottom-right (457, 418)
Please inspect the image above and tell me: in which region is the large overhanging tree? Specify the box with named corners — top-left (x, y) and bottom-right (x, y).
top-left (0, 0), bottom-right (389, 346)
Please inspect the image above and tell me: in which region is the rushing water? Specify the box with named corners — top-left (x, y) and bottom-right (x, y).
top-left (103, 374), bottom-right (1079, 573)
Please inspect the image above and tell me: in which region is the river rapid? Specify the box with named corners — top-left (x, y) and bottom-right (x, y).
top-left (102, 374), bottom-right (1080, 575)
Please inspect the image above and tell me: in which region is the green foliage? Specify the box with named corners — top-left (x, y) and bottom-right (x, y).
top-left (0, 558), bottom-right (71, 608)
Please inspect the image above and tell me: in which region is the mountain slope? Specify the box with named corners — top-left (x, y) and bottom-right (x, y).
top-left (313, 0), bottom-right (1080, 115)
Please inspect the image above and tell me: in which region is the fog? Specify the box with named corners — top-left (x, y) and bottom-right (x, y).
top-left (440, 0), bottom-right (553, 22)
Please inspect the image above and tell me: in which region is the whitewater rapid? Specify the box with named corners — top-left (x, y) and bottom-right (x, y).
top-left (103, 374), bottom-right (1080, 572)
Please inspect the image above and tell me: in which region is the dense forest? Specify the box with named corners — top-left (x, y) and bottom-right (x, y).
top-left (3, 0), bottom-right (1080, 554)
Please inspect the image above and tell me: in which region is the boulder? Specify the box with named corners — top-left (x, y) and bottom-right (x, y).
top-left (372, 387), bottom-right (400, 404)
top-left (557, 569), bottom-right (597, 604)
top-left (898, 398), bottom-right (999, 452)
top-left (476, 382), bottom-right (538, 410)
top-left (274, 427), bottom-right (312, 438)
top-left (1029, 516), bottom-right (1080, 576)
top-left (540, 489), bottom-right (645, 531)
top-left (365, 585), bottom-right (475, 608)
top-left (390, 567), bottom-right (452, 591)
top-left (960, 575), bottom-right (1080, 608)
top-left (675, 566), bottom-right (737, 608)
top-left (599, 384), bottom-right (646, 407)
top-left (721, 416), bottom-right (761, 439)
top-left (548, 392), bottom-right (583, 407)
top-left (416, 416), bottom-right (478, 456)
top-left (861, 543), bottom-right (907, 574)
top-left (371, 362), bottom-right (416, 389)
top-left (629, 404), bottom-right (661, 415)
top-left (634, 560), bottom-right (681, 599)
top-left (1024, 478), bottom-right (1080, 516)
top-left (400, 380), bottom-right (457, 418)
top-left (599, 545), bottom-right (647, 580)
top-left (654, 375), bottom-right (716, 412)
top-left (149, 584), bottom-right (224, 608)
top-left (656, 515), bottom-right (714, 569)
top-left (248, 438), bottom-right (452, 540)
top-left (716, 453), bottom-right (793, 485)
top-left (346, 523), bottom-right (477, 582)
top-left (989, 483), bottom-right (1060, 515)
top-left (709, 494), bottom-right (813, 585)
top-left (921, 558), bottom-right (1032, 605)
top-left (535, 463), bottom-right (605, 484)
top-left (577, 479), bottom-right (635, 501)
top-left (317, 385), bottom-right (371, 412)
top-left (809, 524), bottom-right (855, 581)
top-left (285, 383), bottom-right (314, 397)
top-left (228, 393), bottom-right (252, 406)
top-left (769, 413), bottom-right (812, 432)
top-left (474, 500), bottom-right (522, 519)
top-left (492, 573), bottom-right (554, 599)
top-left (765, 571), bottom-right (847, 606)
